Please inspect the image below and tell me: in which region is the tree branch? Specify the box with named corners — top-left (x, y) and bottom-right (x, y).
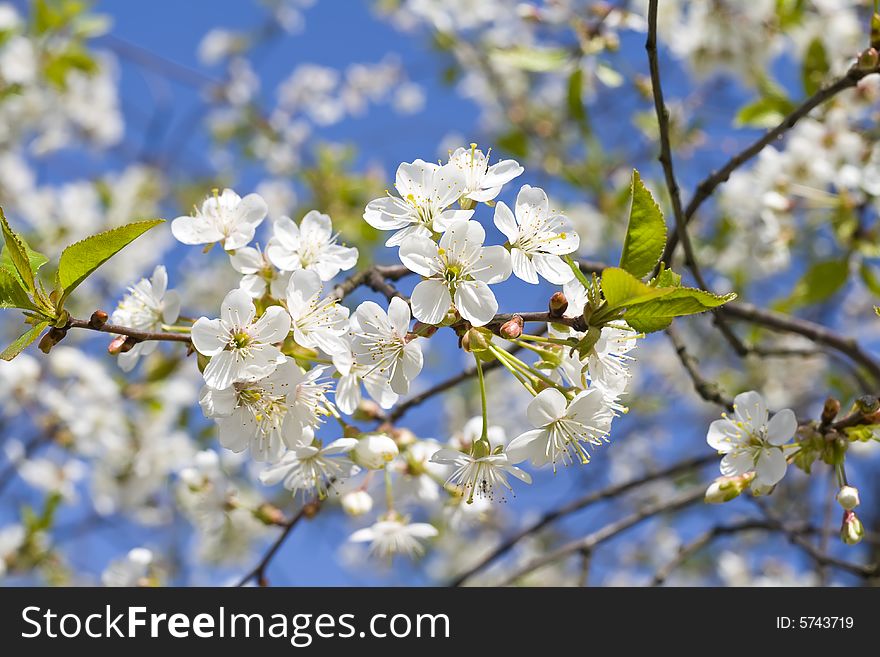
top-left (646, 2), bottom-right (747, 356)
top-left (650, 519), bottom-right (815, 586)
top-left (492, 487), bottom-right (705, 587)
top-left (449, 454), bottom-right (715, 585)
top-left (662, 62), bottom-right (880, 264)
top-left (236, 500), bottom-right (318, 586)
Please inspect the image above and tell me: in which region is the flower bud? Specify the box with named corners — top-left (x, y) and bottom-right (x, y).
top-left (89, 310), bottom-right (109, 329)
top-left (341, 490), bottom-right (373, 517)
top-left (38, 327), bottom-right (67, 354)
top-left (411, 321), bottom-right (439, 338)
top-left (352, 399), bottom-right (384, 422)
top-left (704, 473), bottom-right (754, 504)
top-left (858, 47), bottom-right (880, 71)
top-left (821, 397), bottom-right (840, 425)
top-left (836, 485), bottom-right (860, 511)
top-left (840, 510), bottom-right (864, 545)
top-left (499, 315), bottom-right (524, 339)
top-left (548, 291), bottom-right (568, 318)
top-left (439, 308), bottom-right (460, 327)
top-left (388, 426), bottom-right (417, 448)
top-left (253, 503), bottom-right (285, 526)
top-left (461, 327), bottom-right (492, 354)
top-left (353, 433), bottom-right (399, 469)
top-left (108, 335), bottom-right (136, 355)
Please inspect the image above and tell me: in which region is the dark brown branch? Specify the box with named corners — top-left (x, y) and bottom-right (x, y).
top-left (67, 317), bottom-right (192, 344)
top-left (645, 3), bottom-right (747, 356)
top-left (665, 325), bottom-right (734, 410)
top-left (449, 454), bottom-right (715, 585)
top-left (236, 501), bottom-right (317, 587)
top-left (720, 301), bottom-right (880, 384)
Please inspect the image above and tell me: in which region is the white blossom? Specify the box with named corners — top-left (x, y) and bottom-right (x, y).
top-left (110, 265), bottom-right (181, 372)
top-left (285, 269), bottom-right (350, 357)
top-left (364, 159), bottom-right (473, 247)
top-left (229, 246), bottom-right (291, 299)
top-left (707, 391), bottom-right (797, 488)
top-left (266, 211), bottom-right (358, 281)
top-left (199, 359), bottom-right (305, 462)
top-left (348, 297), bottom-right (423, 395)
top-left (399, 219), bottom-right (511, 326)
top-left (507, 388), bottom-right (613, 470)
top-left (494, 185), bottom-right (579, 284)
top-left (101, 548), bottom-right (155, 587)
top-left (431, 447), bottom-right (531, 503)
top-left (171, 188), bottom-right (267, 251)
top-left (448, 144), bottom-right (523, 203)
top-left (348, 516), bottom-right (437, 559)
top-left (191, 288), bottom-right (291, 390)
top-left (259, 436), bottom-right (359, 497)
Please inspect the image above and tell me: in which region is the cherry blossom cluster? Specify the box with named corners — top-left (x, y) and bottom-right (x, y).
top-left (102, 146), bottom-right (639, 559)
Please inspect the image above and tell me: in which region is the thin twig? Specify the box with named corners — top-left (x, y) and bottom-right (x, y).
top-left (493, 487), bottom-right (705, 587)
top-left (449, 454), bottom-right (715, 585)
top-left (662, 63), bottom-right (880, 264)
top-left (651, 519), bottom-right (814, 586)
top-left (645, 2), bottom-right (747, 356)
top-left (665, 325), bottom-right (734, 410)
top-left (236, 502), bottom-right (315, 587)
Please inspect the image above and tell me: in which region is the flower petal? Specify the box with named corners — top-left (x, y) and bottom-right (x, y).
top-left (191, 318), bottom-right (227, 356)
top-left (454, 280), bottom-right (497, 326)
top-left (766, 409), bottom-right (796, 446)
top-left (527, 388), bottom-right (568, 427)
top-left (410, 279), bottom-right (451, 325)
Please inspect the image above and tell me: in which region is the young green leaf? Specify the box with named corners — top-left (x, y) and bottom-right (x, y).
top-left (0, 321), bottom-right (50, 361)
top-left (734, 93), bottom-right (795, 128)
top-left (0, 206), bottom-right (36, 292)
top-left (489, 46), bottom-right (569, 72)
top-left (775, 259), bottom-right (848, 311)
top-left (0, 269), bottom-right (40, 311)
top-left (619, 170), bottom-right (667, 280)
top-left (56, 219), bottom-right (164, 306)
top-left (600, 267), bottom-right (671, 309)
top-left (802, 37), bottom-right (829, 96)
top-left (623, 287), bottom-right (737, 334)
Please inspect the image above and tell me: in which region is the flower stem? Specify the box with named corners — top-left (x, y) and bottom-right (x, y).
top-left (490, 344), bottom-right (538, 396)
top-left (384, 467), bottom-right (394, 512)
top-left (474, 354), bottom-right (490, 444)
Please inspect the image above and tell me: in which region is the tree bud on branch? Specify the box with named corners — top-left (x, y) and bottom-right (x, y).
top-left (89, 310), bottom-right (109, 329)
top-left (821, 397), bottom-right (841, 425)
top-left (548, 291), bottom-right (568, 318)
top-left (38, 326), bottom-right (67, 354)
top-left (499, 315), bottom-right (524, 339)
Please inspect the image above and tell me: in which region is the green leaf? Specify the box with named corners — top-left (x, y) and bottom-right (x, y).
top-left (859, 262), bottom-right (880, 297)
top-left (776, 259), bottom-right (848, 311)
top-left (623, 287), bottom-right (737, 333)
top-left (619, 171), bottom-right (667, 279)
top-left (600, 267), bottom-right (672, 309)
top-left (567, 68), bottom-right (588, 129)
top-left (56, 219), bottom-right (163, 305)
top-left (0, 269), bottom-right (39, 311)
top-left (0, 206), bottom-right (35, 292)
top-left (1, 241), bottom-right (49, 280)
top-left (489, 47), bottom-right (569, 72)
top-left (801, 37), bottom-right (829, 96)
top-left (734, 94), bottom-right (795, 128)
top-left (653, 267), bottom-right (682, 288)
top-left (0, 321), bottom-right (49, 361)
